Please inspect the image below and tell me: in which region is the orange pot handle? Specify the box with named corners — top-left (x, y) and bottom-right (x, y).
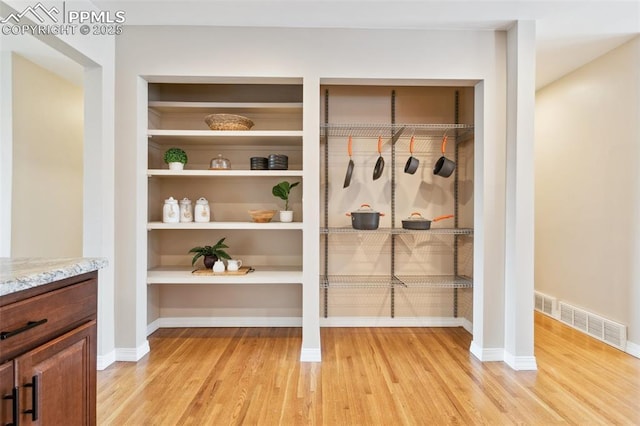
top-left (348, 135), bottom-right (353, 157)
top-left (409, 136), bottom-right (415, 154)
top-left (432, 214), bottom-right (454, 222)
top-left (441, 135), bottom-right (448, 154)
top-left (377, 136), bottom-right (382, 154)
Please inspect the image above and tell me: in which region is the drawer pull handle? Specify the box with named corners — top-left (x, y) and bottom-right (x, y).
top-left (2, 386), bottom-right (19, 426)
top-left (0, 319), bottom-right (48, 340)
top-left (23, 375), bottom-right (38, 421)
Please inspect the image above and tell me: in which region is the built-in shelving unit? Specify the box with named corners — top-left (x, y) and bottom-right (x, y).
top-left (320, 86), bottom-right (474, 320)
top-left (145, 80), bottom-right (304, 320)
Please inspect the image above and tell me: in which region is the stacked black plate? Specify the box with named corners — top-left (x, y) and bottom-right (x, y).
top-left (268, 154), bottom-right (288, 170)
top-left (250, 157), bottom-right (268, 170)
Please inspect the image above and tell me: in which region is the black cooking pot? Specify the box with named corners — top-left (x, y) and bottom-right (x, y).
top-left (346, 204), bottom-right (385, 230)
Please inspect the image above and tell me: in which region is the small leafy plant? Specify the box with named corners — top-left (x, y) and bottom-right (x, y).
top-left (188, 237), bottom-right (231, 266)
top-left (164, 147), bottom-right (188, 165)
top-left (272, 181), bottom-right (300, 211)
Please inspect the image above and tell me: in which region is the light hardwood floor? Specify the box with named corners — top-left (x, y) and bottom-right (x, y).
top-left (97, 313), bottom-right (640, 425)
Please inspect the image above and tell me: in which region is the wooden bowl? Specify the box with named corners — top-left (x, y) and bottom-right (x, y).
top-left (248, 210), bottom-right (276, 223)
top-left (205, 114), bottom-right (254, 131)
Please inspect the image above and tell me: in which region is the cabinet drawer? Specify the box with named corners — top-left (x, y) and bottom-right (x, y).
top-left (0, 279), bottom-right (96, 363)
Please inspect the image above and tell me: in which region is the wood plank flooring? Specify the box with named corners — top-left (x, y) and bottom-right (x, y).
top-left (97, 313), bottom-right (640, 425)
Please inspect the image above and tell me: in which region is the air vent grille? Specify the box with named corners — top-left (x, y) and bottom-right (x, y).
top-left (557, 301), bottom-right (626, 350)
top-left (534, 292), bottom-right (556, 317)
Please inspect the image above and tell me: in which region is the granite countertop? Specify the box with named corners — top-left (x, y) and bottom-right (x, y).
top-left (0, 257), bottom-right (108, 297)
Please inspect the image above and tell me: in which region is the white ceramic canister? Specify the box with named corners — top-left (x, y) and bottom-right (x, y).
top-left (162, 197), bottom-right (179, 223)
top-left (179, 198), bottom-right (193, 222)
top-left (194, 197), bottom-right (210, 222)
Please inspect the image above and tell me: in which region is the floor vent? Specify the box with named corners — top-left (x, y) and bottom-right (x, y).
top-left (534, 291), bottom-right (556, 317)
top-left (558, 302), bottom-right (627, 350)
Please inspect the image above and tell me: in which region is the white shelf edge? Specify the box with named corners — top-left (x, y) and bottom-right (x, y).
top-left (148, 101), bottom-right (303, 109)
top-left (147, 266), bottom-right (303, 284)
top-left (148, 129), bottom-right (303, 137)
top-left (147, 221), bottom-right (303, 230)
top-left (147, 169), bottom-right (303, 177)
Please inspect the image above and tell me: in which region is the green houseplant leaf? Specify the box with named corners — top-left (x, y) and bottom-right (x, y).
top-left (188, 238), bottom-right (231, 266)
top-left (272, 181), bottom-right (300, 211)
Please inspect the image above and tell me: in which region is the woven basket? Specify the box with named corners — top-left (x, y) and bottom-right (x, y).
top-left (204, 114), bottom-right (254, 131)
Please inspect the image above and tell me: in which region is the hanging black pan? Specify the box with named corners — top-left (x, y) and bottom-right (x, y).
top-left (433, 134), bottom-right (456, 178)
top-left (404, 136), bottom-right (419, 174)
top-left (373, 136), bottom-right (385, 180)
top-left (343, 136), bottom-right (354, 188)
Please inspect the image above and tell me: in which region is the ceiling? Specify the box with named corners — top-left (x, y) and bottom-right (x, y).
top-left (4, 1), bottom-right (639, 89)
top-left (92, 0), bottom-right (640, 89)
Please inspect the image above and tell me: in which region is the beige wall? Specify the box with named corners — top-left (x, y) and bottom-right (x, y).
top-left (11, 54), bottom-right (84, 257)
top-left (535, 36), bottom-right (640, 346)
top-left (116, 26), bottom-right (510, 357)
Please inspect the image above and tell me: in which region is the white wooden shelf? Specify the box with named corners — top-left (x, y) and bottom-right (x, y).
top-left (147, 221), bottom-right (303, 230)
top-left (147, 265), bottom-right (303, 285)
top-left (147, 169), bottom-right (303, 177)
top-left (147, 129), bottom-right (303, 146)
top-left (148, 101), bottom-right (303, 114)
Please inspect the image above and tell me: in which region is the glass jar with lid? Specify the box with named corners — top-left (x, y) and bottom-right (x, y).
top-left (209, 154), bottom-right (231, 170)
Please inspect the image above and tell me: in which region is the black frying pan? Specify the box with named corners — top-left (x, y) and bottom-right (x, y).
top-left (343, 136), bottom-right (354, 188)
top-left (373, 136), bottom-right (384, 180)
top-left (404, 136), bottom-right (419, 174)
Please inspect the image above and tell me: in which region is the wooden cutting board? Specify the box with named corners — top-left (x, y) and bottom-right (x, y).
top-left (192, 266), bottom-right (253, 276)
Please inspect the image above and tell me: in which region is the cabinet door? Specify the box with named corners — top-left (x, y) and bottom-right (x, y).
top-left (0, 361), bottom-right (16, 426)
top-left (16, 320), bottom-right (96, 426)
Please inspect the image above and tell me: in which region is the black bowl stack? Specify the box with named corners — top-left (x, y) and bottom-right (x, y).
top-left (268, 154), bottom-right (288, 170)
top-left (250, 157), bottom-right (268, 170)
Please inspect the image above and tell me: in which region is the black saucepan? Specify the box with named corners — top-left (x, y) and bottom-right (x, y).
top-left (404, 136), bottom-right (419, 174)
top-left (433, 134), bottom-right (456, 178)
top-left (346, 204), bottom-right (385, 230)
top-left (373, 136), bottom-right (385, 180)
top-left (343, 136), bottom-right (354, 188)
top-left (402, 213), bottom-right (454, 230)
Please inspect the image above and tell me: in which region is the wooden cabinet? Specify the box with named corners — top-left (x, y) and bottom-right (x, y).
top-left (0, 272), bottom-right (97, 425)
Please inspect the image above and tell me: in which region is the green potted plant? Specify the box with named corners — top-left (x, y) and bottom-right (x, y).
top-left (272, 181), bottom-right (299, 222)
top-left (188, 237), bottom-right (231, 269)
top-left (164, 147), bottom-right (188, 170)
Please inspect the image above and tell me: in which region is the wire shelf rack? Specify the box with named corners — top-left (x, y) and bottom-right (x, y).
top-left (320, 123), bottom-right (474, 140)
top-left (321, 274), bottom-right (473, 289)
top-left (321, 227), bottom-right (474, 235)
top-left (394, 275), bottom-right (473, 289)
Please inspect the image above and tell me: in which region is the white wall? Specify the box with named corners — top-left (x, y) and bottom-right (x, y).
top-left (535, 36), bottom-right (640, 353)
top-left (114, 25), bottom-right (524, 363)
top-left (11, 54), bottom-right (83, 257)
top-left (0, 0), bottom-right (117, 368)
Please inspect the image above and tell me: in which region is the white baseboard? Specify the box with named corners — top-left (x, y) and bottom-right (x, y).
top-left (97, 350), bottom-right (116, 370)
top-left (320, 316), bottom-right (467, 327)
top-left (469, 341), bottom-right (504, 362)
top-left (115, 340), bottom-right (150, 362)
top-left (300, 348), bottom-right (322, 362)
top-left (148, 316), bottom-right (302, 335)
top-left (147, 318), bottom-right (161, 336)
top-left (626, 340), bottom-right (640, 359)
top-left (461, 318), bottom-right (473, 334)
top-left (504, 351), bottom-right (538, 371)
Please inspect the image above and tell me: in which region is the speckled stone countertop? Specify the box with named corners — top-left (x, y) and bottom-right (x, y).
top-left (0, 258), bottom-right (108, 297)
